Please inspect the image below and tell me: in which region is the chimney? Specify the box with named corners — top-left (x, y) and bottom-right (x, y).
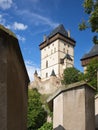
top-left (68, 30), bottom-right (71, 37)
top-left (43, 34), bottom-right (47, 41)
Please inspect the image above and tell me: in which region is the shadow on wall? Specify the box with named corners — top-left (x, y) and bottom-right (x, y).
top-left (54, 125), bottom-right (65, 130)
top-left (95, 114), bottom-right (98, 130)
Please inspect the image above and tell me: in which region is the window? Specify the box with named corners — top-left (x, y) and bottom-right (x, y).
top-left (63, 48), bottom-right (65, 53)
top-left (54, 48), bottom-right (56, 52)
top-left (51, 49), bottom-right (53, 54)
top-left (46, 73), bottom-right (48, 78)
top-left (46, 60), bottom-right (48, 68)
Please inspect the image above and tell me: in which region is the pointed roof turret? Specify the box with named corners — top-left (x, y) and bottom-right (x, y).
top-left (34, 70), bottom-right (38, 75)
top-left (48, 24), bottom-right (68, 38)
top-left (39, 24), bottom-right (76, 50)
top-left (64, 53), bottom-right (73, 61)
top-left (50, 69), bottom-right (56, 77)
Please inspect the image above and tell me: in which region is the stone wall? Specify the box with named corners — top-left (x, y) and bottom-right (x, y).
top-left (0, 25), bottom-right (29, 130)
top-left (47, 81), bottom-right (95, 130)
top-left (29, 74), bottom-right (61, 94)
top-left (95, 94), bottom-right (98, 130)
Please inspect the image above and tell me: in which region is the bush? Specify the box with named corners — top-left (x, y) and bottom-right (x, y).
top-left (38, 122), bottom-right (53, 130)
top-left (27, 89), bottom-right (47, 130)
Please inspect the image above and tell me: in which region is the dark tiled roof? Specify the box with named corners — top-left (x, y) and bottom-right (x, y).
top-left (34, 70), bottom-right (38, 75)
top-left (50, 69), bottom-right (56, 77)
top-left (64, 53), bottom-right (73, 61)
top-left (81, 44), bottom-right (98, 60)
top-left (48, 24), bottom-right (68, 38)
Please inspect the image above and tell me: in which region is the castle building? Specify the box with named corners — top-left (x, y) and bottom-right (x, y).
top-left (81, 44), bottom-right (98, 72)
top-left (39, 24), bottom-right (76, 81)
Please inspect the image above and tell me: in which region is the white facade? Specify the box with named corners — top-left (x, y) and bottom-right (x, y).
top-left (40, 38), bottom-right (75, 81)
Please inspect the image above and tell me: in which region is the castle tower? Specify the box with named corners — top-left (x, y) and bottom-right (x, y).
top-left (81, 44), bottom-right (98, 72)
top-left (39, 24), bottom-right (76, 81)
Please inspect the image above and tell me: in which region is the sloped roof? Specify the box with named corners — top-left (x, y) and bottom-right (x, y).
top-left (48, 24), bottom-right (68, 38)
top-left (50, 69), bottom-right (56, 77)
top-left (64, 53), bottom-right (73, 61)
top-left (81, 44), bottom-right (98, 60)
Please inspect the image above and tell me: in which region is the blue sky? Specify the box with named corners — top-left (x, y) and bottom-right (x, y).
top-left (0, 0), bottom-right (94, 81)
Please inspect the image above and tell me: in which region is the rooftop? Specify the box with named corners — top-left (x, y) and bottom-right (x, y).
top-left (81, 44), bottom-right (98, 60)
top-left (48, 24), bottom-right (68, 38)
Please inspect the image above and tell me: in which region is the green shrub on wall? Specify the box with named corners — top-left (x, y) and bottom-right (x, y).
top-left (27, 89), bottom-right (47, 130)
top-left (38, 122), bottom-right (53, 130)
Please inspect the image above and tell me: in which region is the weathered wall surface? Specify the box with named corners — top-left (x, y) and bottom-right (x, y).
top-left (29, 75), bottom-right (61, 94)
top-left (0, 36), bottom-right (7, 130)
top-left (85, 87), bottom-right (95, 130)
top-left (48, 82), bottom-right (95, 130)
top-left (0, 25), bottom-right (29, 130)
top-left (95, 94), bottom-right (98, 130)
top-left (63, 87), bottom-right (86, 130)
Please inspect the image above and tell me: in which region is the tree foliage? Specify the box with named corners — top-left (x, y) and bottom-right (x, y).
top-left (38, 122), bottom-right (53, 130)
top-left (27, 89), bottom-right (47, 130)
top-left (62, 67), bottom-right (83, 85)
top-left (83, 58), bottom-right (98, 89)
top-left (79, 0), bottom-right (98, 44)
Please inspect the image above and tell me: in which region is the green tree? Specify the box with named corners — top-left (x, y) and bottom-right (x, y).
top-left (38, 122), bottom-right (53, 130)
top-left (27, 89), bottom-right (47, 130)
top-left (62, 67), bottom-right (83, 85)
top-left (83, 58), bottom-right (98, 89)
top-left (79, 0), bottom-right (98, 44)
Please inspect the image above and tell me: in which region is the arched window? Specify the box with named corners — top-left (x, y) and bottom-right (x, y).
top-left (46, 60), bottom-right (48, 68)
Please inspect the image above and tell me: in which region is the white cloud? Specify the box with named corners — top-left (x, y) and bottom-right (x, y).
top-left (0, 14), bottom-right (6, 25)
top-left (17, 34), bottom-right (26, 42)
top-left (13, 22), bottom-right (28, 30)
top-left (0, 0), bottom-right (13, 10)
top-left (25, 60), bottom-right (40, 81)
top-left (6, 22), bottom-right (28, 31)
top-left (16, 9), bottom-right (59, 28)
top-left (30, 0), bottom-right (39, 3)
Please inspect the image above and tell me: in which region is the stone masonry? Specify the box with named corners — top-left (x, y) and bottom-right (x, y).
top-left (47, 81), bottom-right (95, 130)
top-left (95, 94), bottom-right (98, 130)
top-left (0, 25), bottom-right (30, 130)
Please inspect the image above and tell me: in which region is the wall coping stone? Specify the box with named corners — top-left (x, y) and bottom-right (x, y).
top-left (47, 81), bottom-right (95, 105)
top-left (95, 94), bottom-right (98, 99)
top-left (0, 24), bottom-right (17, 39)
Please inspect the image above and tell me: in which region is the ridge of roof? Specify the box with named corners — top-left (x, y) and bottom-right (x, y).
top-left (48, 24), bottom-right (68, 38)
top-left (50, 69), bottom-right (56, 77)
top-left (81, 44), bottom-right (98, 60)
